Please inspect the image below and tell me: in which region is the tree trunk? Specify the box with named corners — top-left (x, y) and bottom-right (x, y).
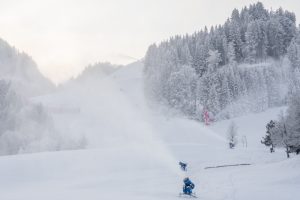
top-left (286, 146), bottom-right (290, 158)
top-left (270, 144), bottom-right (274, 153)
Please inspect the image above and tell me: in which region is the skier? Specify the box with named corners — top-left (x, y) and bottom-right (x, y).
top-left (182, 177), bottom-right (195, 196)
top-left (179, 161), bottom-right (187, 171)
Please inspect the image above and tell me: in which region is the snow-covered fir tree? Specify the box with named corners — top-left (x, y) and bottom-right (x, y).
top-left (227, 121), bottom-right (238, 149)
top-left (261, 120), bottom-right (275, 152)
top-left (269, 112), bottom-right (292, 158)
top-left (285, 92), bottom-right (300, 154)
top-left (267, 91), bottom-right (300, 157)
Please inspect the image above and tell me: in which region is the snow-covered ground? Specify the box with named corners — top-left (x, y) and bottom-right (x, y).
top-left (0, 62), bottom-right (299, 200)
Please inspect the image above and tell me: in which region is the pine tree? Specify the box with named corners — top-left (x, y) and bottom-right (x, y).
top-left (245, 21), bottom-right (259, 63)
top-left (207, 50), bottom-right (221, 73)
top-left (262, 120), bottom-right (275, 152)
top-left (245, 20), bottom-right (267, 63)
top-left (227, 121), bottom-right (238, 148)
top-left (228, 21), bottom-right (243, 62)
top-left (227, 42), bottom-right (237, 65)
top-left (271, 112), bottom-right (292, 158)
top-left (219, 75), bottom-right (230, 110)
top-left (275, 9), bottom-right (297, 52)
top-left (266, 18), bottom-right (285, 58)
top-left (286, 92), bottom-right (300, 154)
top-left (167, 65), bottom-right (197, 116)
top-left (287, 37), bottom-right (300, 69)
top-left (179, 43), bottom-right (193, 66)
top-left (288, 68), bottom-right (300, 97)
top-left (193, 40), bottom-right (209, 76)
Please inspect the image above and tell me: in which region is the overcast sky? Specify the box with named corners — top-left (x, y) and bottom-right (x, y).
top-left (0, 0), bottom-right (299, 83)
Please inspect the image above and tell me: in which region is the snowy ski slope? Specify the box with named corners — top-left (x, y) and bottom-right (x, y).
top-left (0, 62), bottom-right (299, 200)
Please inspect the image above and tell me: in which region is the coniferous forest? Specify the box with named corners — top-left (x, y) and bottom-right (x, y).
top-left (144, 2), bottom-right (300, 120)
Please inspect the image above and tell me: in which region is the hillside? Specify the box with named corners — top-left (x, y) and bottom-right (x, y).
top-left (0, 2), bottom-right (299, 199)
top-left (0, 38), bottom-right (54, 96)
top-left (70, 62), bottom-right (121, 84)
top-left (144, 2), bottom-right (299, 120)
top-left (0, 60), bottom-right (299, 200)
top-left (0, 38), bottom-right (84, 155)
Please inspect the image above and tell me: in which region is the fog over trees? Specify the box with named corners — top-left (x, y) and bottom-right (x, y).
top-left (0, 38), bottom-right (86, 155)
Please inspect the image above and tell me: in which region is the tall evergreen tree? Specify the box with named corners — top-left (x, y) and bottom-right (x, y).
top-left (207, 50), bottom-right (221, 73)
top-left (227, 42), bottom-right (237, 65)
top-left (266, 18), bottom-right (285, 58)
top-left (262, 120), bottom-right (275, 152)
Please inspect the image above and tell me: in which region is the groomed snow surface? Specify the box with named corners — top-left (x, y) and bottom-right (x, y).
top-left (0, 62), bottom-right (299, 200)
